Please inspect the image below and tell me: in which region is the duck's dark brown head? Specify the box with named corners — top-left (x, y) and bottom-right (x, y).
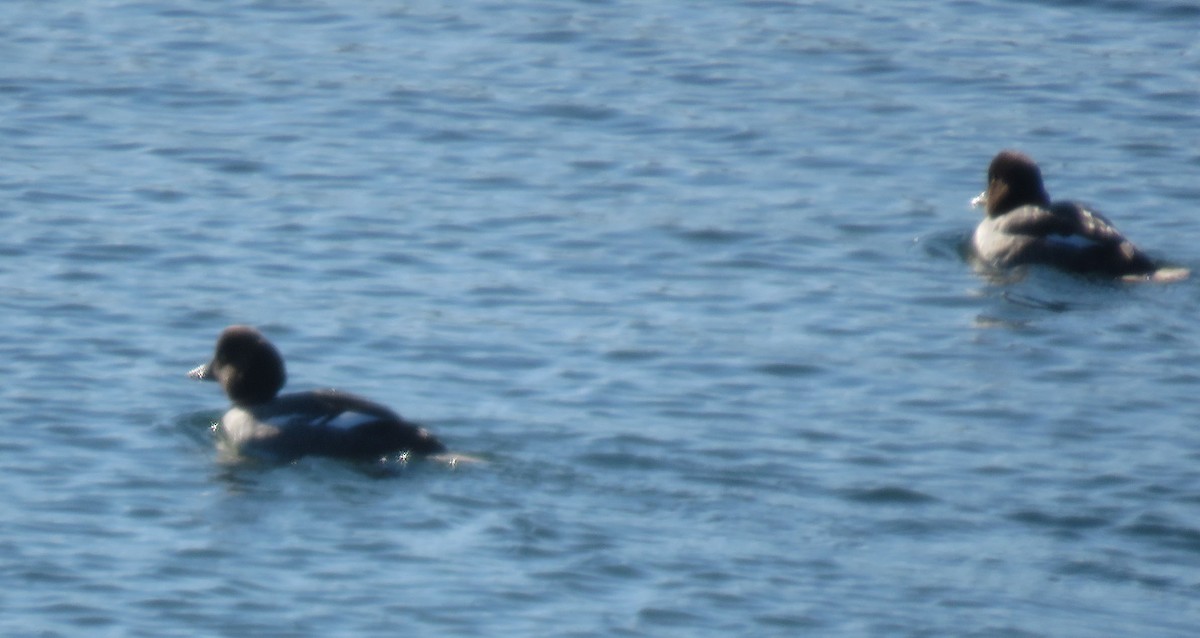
top-left (189, 325), bottom-right (286, 406)
top-left (976, 150), bottom-right (1051, 217)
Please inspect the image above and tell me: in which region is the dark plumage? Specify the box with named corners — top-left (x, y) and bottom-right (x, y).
top-left (190, 325), bottom-right (445, 462)
top-left (970, 150), bottom-right (1174, 279)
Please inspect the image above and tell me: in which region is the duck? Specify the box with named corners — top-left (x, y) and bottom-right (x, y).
top-left (189, 325), bottom-right (445, 462)
top-left (970, 150), bottom-right (1184, 281)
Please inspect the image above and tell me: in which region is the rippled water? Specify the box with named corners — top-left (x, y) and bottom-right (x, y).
top-left (2, 1), bottom-right (1200, 635)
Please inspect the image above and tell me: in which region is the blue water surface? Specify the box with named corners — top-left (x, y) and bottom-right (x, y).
top-left (2, 1), bottom-right (1200, 636)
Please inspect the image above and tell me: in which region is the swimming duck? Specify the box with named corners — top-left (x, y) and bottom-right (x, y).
top-left (189, 325), bottom-right (445, 462)
top-left (970, 150), bottom-right (1182, 280)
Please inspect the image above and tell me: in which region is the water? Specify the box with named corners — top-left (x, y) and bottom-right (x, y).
top-left (2, 0), bottom-right (1200, 635)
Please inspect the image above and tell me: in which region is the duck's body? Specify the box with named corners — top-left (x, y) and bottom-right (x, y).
top-left (191, 325), bottom-right (444, 462)
top-left (970, 150), bottom-right (1178, 280)
top-left (216, 389), bottom-right (445, 462)
top-left (972, 200), bottom-right (1156, 277)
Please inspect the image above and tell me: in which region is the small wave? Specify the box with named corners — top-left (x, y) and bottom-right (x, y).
top-left (840, 485), bottom-right (937, 505)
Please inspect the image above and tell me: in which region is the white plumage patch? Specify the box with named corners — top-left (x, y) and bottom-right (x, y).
top-left (260, 410), bottom-right (380, 431)
top-left (322, 411), bottom-right (380, 431)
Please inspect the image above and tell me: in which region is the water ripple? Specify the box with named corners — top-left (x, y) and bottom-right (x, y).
top-left (2, 1), bottom-right (1200, 636)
